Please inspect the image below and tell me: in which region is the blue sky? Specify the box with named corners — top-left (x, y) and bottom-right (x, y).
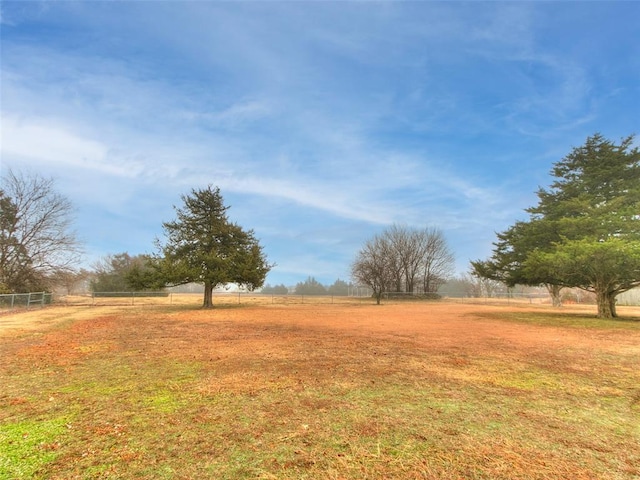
top-left (1, 1), bottom-right (639, 287)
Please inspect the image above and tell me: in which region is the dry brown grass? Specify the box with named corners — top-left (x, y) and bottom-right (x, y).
top-left (1, 302), bottom-right (639, 479)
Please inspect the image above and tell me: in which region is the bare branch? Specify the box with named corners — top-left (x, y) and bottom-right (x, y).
top-left (0, 169), bottom-right (82, 292)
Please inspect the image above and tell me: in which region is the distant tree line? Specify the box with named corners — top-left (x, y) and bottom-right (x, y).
top-left (260, 284), bottom-right (289, 295)
top-left (261, 277), bottom-right (354, 296)
top-left (90, 269), bottom-right (359, 298)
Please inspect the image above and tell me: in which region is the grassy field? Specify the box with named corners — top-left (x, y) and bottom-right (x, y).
top-left (1, 301), bottom-right (639, 479)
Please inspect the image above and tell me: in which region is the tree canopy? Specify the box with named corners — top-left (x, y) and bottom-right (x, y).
top-left (473, 134), bottom-right (640, 318)
top-left (154, 186), bottom-right (272, 308)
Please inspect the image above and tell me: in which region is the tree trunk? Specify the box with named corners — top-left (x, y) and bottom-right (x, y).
top-left (406, 277), bottom-right (414, 295)
top-left (595, 289), bottom-right (617, 318)
top-left (374, 289), bottom-right (382, 305)
top-left (203, 281), bottom-right (214, 308)
top-left (609, 295), bottom-right (617, 318)
top-left (545, 284), bottom-right (563, 307)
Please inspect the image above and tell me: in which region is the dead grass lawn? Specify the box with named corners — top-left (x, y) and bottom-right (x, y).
top-left (1, 302), bottom-right (639, 479)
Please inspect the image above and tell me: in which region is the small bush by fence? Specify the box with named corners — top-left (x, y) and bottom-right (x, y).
top-left (0, 292), bottom-right (53, 310)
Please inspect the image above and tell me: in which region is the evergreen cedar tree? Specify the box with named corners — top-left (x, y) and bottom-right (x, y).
top-left (154, 186), bottom-right (272, 308)
top-left (472, 134), bottom-right (640, 318)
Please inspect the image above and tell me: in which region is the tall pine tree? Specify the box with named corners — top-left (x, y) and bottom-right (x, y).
top-left (155, 186), bottom-right (272, 308)
top-left (473, 134), bottom-right (640, 318)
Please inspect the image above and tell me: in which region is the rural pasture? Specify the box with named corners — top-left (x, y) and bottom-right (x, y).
top-left (1, 300), bottom-right (639, 479)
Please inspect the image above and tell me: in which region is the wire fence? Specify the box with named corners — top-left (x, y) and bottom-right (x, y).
top-left (49, 290), bottom-right (556, 307)
top-left (0, 292), bottom-right (53, 310)
top-left (384, 291), bottom-right (553, 305)
top-left (56, 292), bottom-right (376, 307)
top-left (5, 289), bottom-right (627, 311)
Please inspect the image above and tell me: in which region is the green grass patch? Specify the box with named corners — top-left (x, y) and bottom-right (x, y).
top-left (0, 417), bottom-right (70, 479)
top-left (478, 309), bottom-right (640, 329)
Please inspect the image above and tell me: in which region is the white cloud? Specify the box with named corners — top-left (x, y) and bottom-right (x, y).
top-left (3, 115), bottom-right (105, 167)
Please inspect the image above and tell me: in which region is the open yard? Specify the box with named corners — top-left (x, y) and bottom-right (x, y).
top-left (1, 300), bottom-right (639, 479)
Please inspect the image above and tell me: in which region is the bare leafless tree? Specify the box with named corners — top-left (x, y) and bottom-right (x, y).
top-left (381, 225), bottom-right (409, 293)
top-left (382, 225), bottom-right (428, 294)
top-left (420, 227), bottom-right (455, 293)
top-left (351, 224), bottom-right (455, 301)
top-left (351, 233), bottom-right (394, 304)
top-left (0, 169), bottom-right (82, 292)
